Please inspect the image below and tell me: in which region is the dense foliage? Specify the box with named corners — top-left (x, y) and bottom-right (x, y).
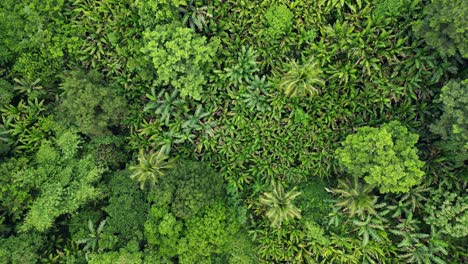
top-left (0, 0), bottom-right (466, 263)
top-left (335, 121), bottom-right (425, 193)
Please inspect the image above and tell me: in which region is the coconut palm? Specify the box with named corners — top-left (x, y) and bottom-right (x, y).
top-left (326, 176), bottom-right (378, 219)
top-left (259, 181), bottom-right (301, 227)
top-left (129, 147), bottom-right (175, 190)
top-left (278, 60), bottom-right (325, 98)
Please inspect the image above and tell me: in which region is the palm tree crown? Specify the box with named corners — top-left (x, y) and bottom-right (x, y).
top-left (129, 147), bottom-right (175, 190)
top-left (260, 182), bottom-right (302, 227)
top-left (327, 176), bottom-right (378, 219)
top-left (278, 60), bottom-right (325, 98)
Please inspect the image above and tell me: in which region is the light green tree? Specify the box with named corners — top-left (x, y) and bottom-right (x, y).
top-left (424, 186), bottom-right (468, 238)
top-left (264, 4), bottom-right (294, 38)
top-left (336, 121), bottom-right (425, 193)
top-left (141, 23), bottom-right (218, 100)
top-left (20, 129), bottom-right (104, 232)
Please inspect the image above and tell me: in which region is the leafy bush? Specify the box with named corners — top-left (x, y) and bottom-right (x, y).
top-left (424, 186), bottom-right (468, 238)
top-left (336, 121), bottom-right (425, 193)
top-left (104, 170), bottom-right (148, 245)
top-left (58, 70), bottom-right (128, 137)
top-left (154, 160), bottom-right (224, 219)
top-left (0, 233), bottom-right (44, 264)
top-left (430, 79), bottom-right (468, 168)
top-left (413, 0), bottom-right (468, 58)
top-left (264, 4), bottom-right (294, 38)
top-left (19, 129), bottom-right (104, 232)
top-left (141, 23), bottom-right (218, 100)
top-left (1, 99), bottom-right (53, 153)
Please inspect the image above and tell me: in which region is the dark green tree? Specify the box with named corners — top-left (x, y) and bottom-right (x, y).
top-left (58, 70), bottom-right (128, 137)
top-left (0, 233), bottom-right (44, 264)
top-left (413, 0), bottom-right (468, 58)
top-left (76, 219), bottom-right (108, 252)
top-left (430, 79), bottom-right (468, 169)
top-left (104, 170), bottom-right (148, 246)
top-left (164, 160), bottom-right (224, 219)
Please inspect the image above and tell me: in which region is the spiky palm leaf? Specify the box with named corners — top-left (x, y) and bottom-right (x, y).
top-left (278, 60), bottom-right (325, 98)
top-left (327, 176), bottom-right (378, 219)
top-left (0, 125), bottom-right (10, 143)
top-left (179, 1), bottom-right (212, 32)
top-left (129, 147), bottom-right (175, 190)
top-left (260, 182), bottom-right (301, 227)
top-left (76, 219), bottom-right (107, 252)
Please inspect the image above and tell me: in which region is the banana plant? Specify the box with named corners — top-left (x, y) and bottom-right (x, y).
top-left (240, 75), bottom-right (272, 112)
top-left (76, 219), bottom-right (107, 252)
top-left (144, 88), bottom-right (186, 125)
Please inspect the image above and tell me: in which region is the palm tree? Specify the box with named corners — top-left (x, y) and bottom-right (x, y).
top-left (390, 228), bottom-right (447, 264)
top-left (179, 0), bottom-right (213, 32)
top-left (259, 181), bottom-right (301, 227)
top-left (129, 147), bottom-right (175, 190)
top-left (278, 60), bottom-right (325, 98)
top-left (0, 125), bottom-right (10, 144)
top-left (352, 215), bottom-right (388, 246)
top-left (13, 77), bottom-right (43, 94)
top-left (76, 219), bottom-right (107, 252)
top-left (326, 176), bottom-right (378, 219)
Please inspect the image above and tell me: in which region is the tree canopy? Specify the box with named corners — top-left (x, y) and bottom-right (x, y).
top-left (0, 0), bottom-right (466, 263)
